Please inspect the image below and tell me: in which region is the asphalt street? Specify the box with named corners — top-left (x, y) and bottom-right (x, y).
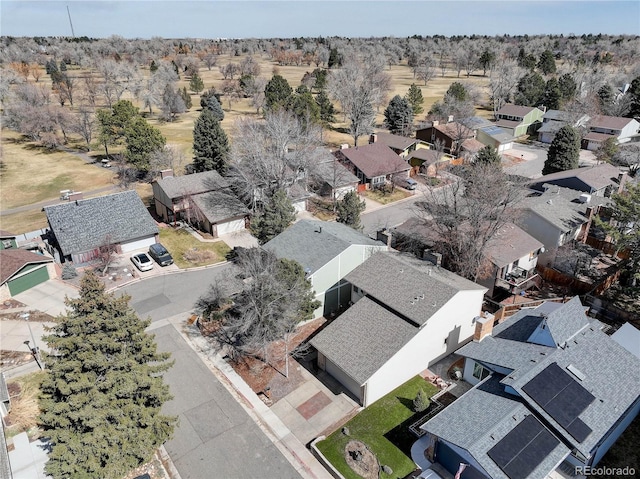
top-left (121, 268), bottom-right (301, 479)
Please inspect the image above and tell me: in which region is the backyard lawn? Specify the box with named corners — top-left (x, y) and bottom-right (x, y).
top-left (158, 227), bottom-right (231, 268)
top-left (316, 376), bottom-right (438, 479)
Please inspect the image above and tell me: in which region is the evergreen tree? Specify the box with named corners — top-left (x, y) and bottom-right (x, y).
top-left (445, 82), bottom-right (468, 102)
top-left (264, 74), bottom-right (293, 111)
top-left (515, 72), bottom-right (545, 106)
top-left (478, 49), bottom-right (496, 76)
top-left (179, 86), bottom-right (192, 109)
top-left (595, 137), bottom-right (619, 164)
top-left (203, 94), bottom-right (225, 121)
top-left (542, 77), bottom-right (561, 110)
top-left (537, 50), bottom-right (557, 75)
top-left (189, 72), bottom-right (204, 93)
top-left (336, 191), bottom-right (366, 230)
top-left (543, 125), bottom-right (580, 175)
top-left (383, 95), bottom-right (414, 136)
top-left (328, 47), bottom-right (342, 68)
top-left (474, 145), bottom-right (502, 165)
top-left (39, 272), bottom-right (176, 479)
top-left (59, 60), bottom-right (67, 72)
top-left (251, 189), bottom-right (296, 244)
top-left (45, 59), bottom-right (58, 75)
top-left (413, 389), bottom-right (431, 413)
top-left (192, 109), bottom-right (229, 173)
top-left (597, 84), bottom-right (615, 111)
top-left (311, 68), bottom-right (328, 91)
top-left (96, 100), bottom-right (139, 158)
top-left (200, 87), bottom-right (222, 109)
top-left (125, 117), bottom-right (166, 172)
top-left (287, 85), bottom-right (320, 128)
top-left (316, 90), bottom-right (335, 124)
top-left (149, 60), bottom-right (158, 73)
top-left (405, 83), bottom-right (425, 115)
top-left (558, 73), bottom-right (577, 102)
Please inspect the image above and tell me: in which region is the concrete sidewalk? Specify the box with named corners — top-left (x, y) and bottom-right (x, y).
top-left (157, 317), bottom-right (333, 479)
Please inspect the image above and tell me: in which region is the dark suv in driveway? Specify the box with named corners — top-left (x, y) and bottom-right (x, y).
top-left (148, 243), bottom-right (174, 266)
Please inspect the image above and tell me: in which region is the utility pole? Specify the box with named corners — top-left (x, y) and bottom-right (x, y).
top-left (67, 5), bottom-right (75, 38)
top-left (22, 313), bottom-right (45, 370)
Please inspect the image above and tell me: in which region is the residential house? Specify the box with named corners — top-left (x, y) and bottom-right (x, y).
top-left (517, 186), bottom-right (610, 266)
top-left (0, 230), bottom-right (17, 250)
top-left (262, 220), bottom-right (387, 319)
top-left (582, 115), bottom-right (640, 150)
top-left (421, 298), bottom-right (640, 479)
top-left (415, 121), bottom-right (475, 155)
top-left (369, 132), bottom-right (419, 158)
top-left (152, 170), bottom-right (249, 237)
top-left (537, 109), bottom-right (590, 144)
top-left (494, 104), bottom-right (545, 137)
top-left (43, 190), bottom-right (159, 264)
top-left (0, 249), bottom-right (55, 299)
top-left (310, 252), bottom-right (487, 406)
top-left (464, 117), bottom-right (514, 152)
top-left (527, 163), bottom-right (627, 198)
top-left (310, 154), bottom-right (360, 200)
top-left (335, 143), bottom-right (411, 188)
top-left (406, 149), bottom-right (448, 177)
top-left (390, 218), bottom-right (544, 299)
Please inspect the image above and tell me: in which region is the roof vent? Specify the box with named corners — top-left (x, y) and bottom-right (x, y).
top-left (547, 199), bottom-right (553, 205)
top-left (567, 364), bottom-right (586, 381)
top-left (579, 193), bottom-right (591, 204)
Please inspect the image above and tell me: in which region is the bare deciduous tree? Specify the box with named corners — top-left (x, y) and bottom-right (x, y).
top-left (489, 59), bottom-right (523, 115)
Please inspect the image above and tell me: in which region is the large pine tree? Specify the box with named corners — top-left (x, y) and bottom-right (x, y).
top-left (336, 190), bottom-right (366, 230)
top-left (543, 125), bottom-right (580, 175)
top-left (383, 95), bottom-right (414, 136)
top-left (193, 108), bottom-right (230, 173)
top-left (39, 272), bottom-right (176, 479)
top-left (251, 189), bottom-right (296, 244)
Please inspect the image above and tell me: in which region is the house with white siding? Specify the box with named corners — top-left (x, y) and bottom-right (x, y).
top-left (582, 115), bottom-right (640, 150)
top-left (310, 252), bottom-right (486, 406)
top-left (262, 220), bottom-right (387, 319)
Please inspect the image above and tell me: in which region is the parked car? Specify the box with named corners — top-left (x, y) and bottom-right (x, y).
top-left (395, 177), bottom-right (418, 190)
top-left (148, 243), bottom-right (174, 266)
top-left (131, 252), bottom-right (154, 272)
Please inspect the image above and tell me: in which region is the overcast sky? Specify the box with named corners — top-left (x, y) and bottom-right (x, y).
top-left (1, 1), bottom-right (639, 39)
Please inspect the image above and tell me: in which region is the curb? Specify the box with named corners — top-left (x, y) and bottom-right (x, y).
top-left (310, 436), bottom-right (346, 479)
top-left (158, 445), bottom-right (182, 479)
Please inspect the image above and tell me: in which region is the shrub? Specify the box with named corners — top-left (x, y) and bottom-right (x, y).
top-left (413, 388), bottom-right (431, 412)
top-left (61, 263), bottom-right (78, 280)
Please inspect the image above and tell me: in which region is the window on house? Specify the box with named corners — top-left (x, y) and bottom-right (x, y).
top-left (473, 362), bottom-right (490, 381)
top-left (353, 286), bottom-right (360, 294)
top-left (372, 176), bottom-right (384, 185)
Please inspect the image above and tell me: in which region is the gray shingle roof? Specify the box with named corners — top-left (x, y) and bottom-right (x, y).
top-left (154, 170), bottom-right (230, 200)
top-left (528, 164), bottom-right (623, 193)
top-left (454, 298), bottom-right (640, 461)
top-left (44, 191), bottom-right (158, 256)
top-left (478, 125), bottom-right (514, 143)
top-left (496, 104), bottom-right (539, 118)
top-left (191, 191), bottom-right (249, 224)
top-left (344, 252), bottom-right (486, 326)
top-left (519, 189), bottom-right (591, 233)
top-left (309, 296), bottom-right (418, 385)
top-left (423, 375), bottom-right (570, 479)
top-left (510, 325), bottom-right (640, 457)
top-left (262, 220), bottom-right (382, 274)
top-left (313, 159), bottom-right (360, 188)
top-left (589, 115), bottom-right (636, 131)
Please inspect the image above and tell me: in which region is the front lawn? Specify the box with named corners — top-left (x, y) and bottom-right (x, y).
top-left (316, 376), bottom-right (438, 479)
top-left (362, 187), bottom-right (412, 205)
top-left (159, 227), bottom-right (231, 268)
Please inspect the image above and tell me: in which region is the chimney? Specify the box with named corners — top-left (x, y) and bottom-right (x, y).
top-left (340, 143), bottom-right (350, 150)
top-left (423, 250), bottom-right (442, 266)
top-left (160, 169), bottom-right (174, 179)
top-left (376, 229), bottom-right (392, 247)
top-left (369, 133), bottom-right (377, 144)
top-left (432, 120), bottom-right (439, 127)
top-left (473, 314), bottom-right (495, 342)
top-left (68, 191), bottom-right (83, 202)
top-left (447, 115), bottom-right (454, 123)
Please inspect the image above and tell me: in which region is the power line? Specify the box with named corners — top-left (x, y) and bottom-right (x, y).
top-left (67, 5), bottom-right (75, 38)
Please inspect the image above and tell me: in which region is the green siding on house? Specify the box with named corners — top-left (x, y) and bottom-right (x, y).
top-left (7, 265), bottom-right (49, 296)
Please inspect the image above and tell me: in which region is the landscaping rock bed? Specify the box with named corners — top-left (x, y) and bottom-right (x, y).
top-left (344, 440), bottom-right (378, 479)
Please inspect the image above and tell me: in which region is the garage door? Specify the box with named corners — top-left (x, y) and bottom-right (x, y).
top-left (8, 265), bottom-right (49, 296)
top-left (326, 358), bottom-right (362, 402)
top-left (216, 218), bottom-right (246, 236)
top-left (120, 235), bottom-right (157, 253)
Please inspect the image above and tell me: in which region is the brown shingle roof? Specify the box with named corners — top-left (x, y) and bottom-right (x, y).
top-left (484, 223), bottom-right (544, 268)
top-left (407, 149), bottom-right (443, 165)
top-left (496, 104), bottom-right (538, 118)
top-left (434, 122), bottom-right (474, 140)
top-left (589, 115), bottom-right (635, 131)
top-left (338, 143), bottom-right (410, 179)
top-left (461, 138), bottom-right (485, 153)
top-left (373, 132), bottom-right (418, 151)
top-left (583, 131), bottom-right (615, 142)
top-left (0, 249), bottom-right (52, 285)
top-left (0, 230), bottom-right (16, 238)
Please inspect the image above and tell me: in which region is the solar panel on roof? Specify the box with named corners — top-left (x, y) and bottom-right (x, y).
top-left (522, 363), bottom-right (595, 443)
top-left (488, 415), bottom-right (560, 479)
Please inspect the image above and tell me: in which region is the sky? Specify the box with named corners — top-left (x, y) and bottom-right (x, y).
top-left (1, 1), bottom-right (639, 39)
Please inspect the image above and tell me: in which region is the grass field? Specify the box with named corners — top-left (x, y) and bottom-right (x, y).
top-left (316, 376), bottom-right (438, 479)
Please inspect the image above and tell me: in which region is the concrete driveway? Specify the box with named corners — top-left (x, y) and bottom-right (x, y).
top-left (13, 279), bottom-right (78, 317)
